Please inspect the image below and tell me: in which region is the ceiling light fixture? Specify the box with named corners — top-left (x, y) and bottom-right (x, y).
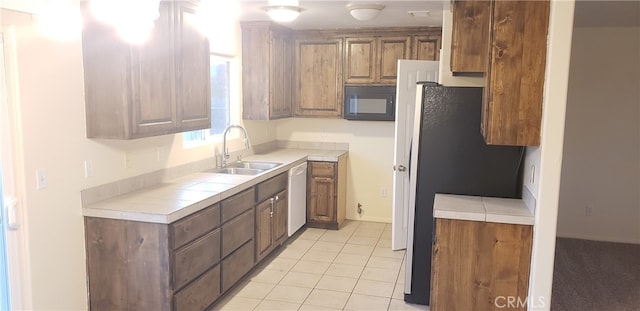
top-left (263, 0), bottom-right (303, 23)
top-left (346, 3), bottom-right (385, 21)
top-left (263, 6), bottom-right (302, 22)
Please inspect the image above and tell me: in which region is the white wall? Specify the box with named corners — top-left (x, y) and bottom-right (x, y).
top-left (557, 27), bottom-right (640, 244)
top-left (526, 0), bottom-right (575, 309)
top-left (0, 7), bottom-right (272, 309)
top-left (276, 118), bottom-right (395, 222)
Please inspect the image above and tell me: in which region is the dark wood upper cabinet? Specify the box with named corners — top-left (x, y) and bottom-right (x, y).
top-left (481, 0), bottom-right (550, 146)
top-left (343, 36), bottom-right (411, 85)
top-left (412, 34), bottom-right (442, 61)
top-left (81, 1), bottom-right (210, 139)
top-left (450, 0), bottom-right (490, 73)
top-left (344, 37), bottom-right (376, 84)
top-left (294, 37), bottom-right (344, 118)
top-left (241, 22), bottom-right (293, 120)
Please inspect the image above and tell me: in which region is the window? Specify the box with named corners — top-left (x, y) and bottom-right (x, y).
top-left (183, 54), bottom-right (236, 147)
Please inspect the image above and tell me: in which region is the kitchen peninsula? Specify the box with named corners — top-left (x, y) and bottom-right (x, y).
top-left (429, 194), bottom-right (534, 311)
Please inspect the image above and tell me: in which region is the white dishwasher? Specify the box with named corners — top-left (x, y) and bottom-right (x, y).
top-left (288, 162), bottom-right (307, 237)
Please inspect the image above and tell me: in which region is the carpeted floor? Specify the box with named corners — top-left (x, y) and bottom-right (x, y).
top-left (551, 238), bottom-right (640, 311)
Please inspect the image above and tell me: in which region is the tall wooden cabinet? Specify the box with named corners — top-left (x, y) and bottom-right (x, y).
top-left (481, 0), bottom-right (550, 146)
top-left (294, 37), bottom-right (344, 118)
top-left (430, 218), bottom-right (533, 311)
top-left (307, 158), bottom-right (347, 230)
top-left (241, 22), bottom-right (293, 120)
top-left (81, 1), bottom-right (210, 139)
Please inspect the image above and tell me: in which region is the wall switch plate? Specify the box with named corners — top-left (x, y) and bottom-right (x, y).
top-left (36, 169), bottom-right (48, 190)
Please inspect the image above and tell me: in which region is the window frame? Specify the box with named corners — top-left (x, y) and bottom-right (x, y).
top-left (183, 53), bottom-right (240, 148)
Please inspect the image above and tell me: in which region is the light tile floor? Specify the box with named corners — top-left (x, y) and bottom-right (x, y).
top-left (213, 220), bottom-right (429, 311)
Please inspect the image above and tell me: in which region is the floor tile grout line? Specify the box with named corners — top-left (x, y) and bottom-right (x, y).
top-left (222, 221), bottom-right (419, 311)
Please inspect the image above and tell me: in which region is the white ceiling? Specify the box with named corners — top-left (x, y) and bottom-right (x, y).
top-left (238, 0), bottom-right (640, 30)
top-left (238, 0), bottom-right (447, 29)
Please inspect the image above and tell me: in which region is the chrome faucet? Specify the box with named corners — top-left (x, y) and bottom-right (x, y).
top-left (222, 124), bottom-right (250, 166)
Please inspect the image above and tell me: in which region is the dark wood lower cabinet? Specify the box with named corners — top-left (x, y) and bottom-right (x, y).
top-left (174, 265), bottom-right (220, 311)
top-left (85, 172), bottom-right (291, 310)
top-left (255, 174), bottom-right (288, 262)
top-left (222, 240), bottom-right (255, 292)
top-left (85, 217), bottom-right (173, 311)
top-left (430, 218), bottom-right (533, 311)
top-left (307, 159), bottom-right (346, 230)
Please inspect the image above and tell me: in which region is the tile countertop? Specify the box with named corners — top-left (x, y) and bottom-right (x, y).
top-left (433, 193), bottom-right (534, 225)
top-left (82, 149), bottom-right (348, 224)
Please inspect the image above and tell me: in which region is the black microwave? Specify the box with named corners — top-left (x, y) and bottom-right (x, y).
top-left (344, 86), bottom-right (396, 121)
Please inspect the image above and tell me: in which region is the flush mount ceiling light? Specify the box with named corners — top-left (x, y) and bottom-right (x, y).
top-left (346, 3), bottom-right (385, 21)
top-left (263, 0), bottom-right (303, 23)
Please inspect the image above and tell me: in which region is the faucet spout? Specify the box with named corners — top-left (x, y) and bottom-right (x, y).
top-left (222, 124), bottom-right (250, 166)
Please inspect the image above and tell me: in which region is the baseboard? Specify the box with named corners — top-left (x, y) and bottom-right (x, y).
top-left (556, 231), bottom-right (640, 245)
top-left (346, 215), bottom-right (391, 223)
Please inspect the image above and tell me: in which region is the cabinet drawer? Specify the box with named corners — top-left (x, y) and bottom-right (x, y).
top-left (256, 173), bottom-right (287, 203)
top-left (310, 162), bottom-right (335, 177)
top-left (221, 188), bottom-right (255, 223)
top-left (173, 265), bottom-right (220, 311)
top-left (173, 228), bottom-right (221, 290)
top-left (222, 209), bottom-right (255, 257)
top-left (171, 204), bottom-right (220, 249)
top-left (221, 240), bottom-right (255, 292)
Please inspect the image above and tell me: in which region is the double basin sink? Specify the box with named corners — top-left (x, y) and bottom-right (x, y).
top-left (206, 161), bottom-right (282, 176)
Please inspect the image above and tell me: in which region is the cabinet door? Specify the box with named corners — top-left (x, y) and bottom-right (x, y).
top-left (482, 0), bottom-right (549, 146)
top-left (430, 219), bottom-right (532, 311)
top-left (269, 31), bottom-right (293, 119)
top-left (130, 2), bottom-right (177, 137)
top-left (274, 190), bottom-right (288, 245)
top-left (412, 35), bottom-right (441, 61)
top-left (308, 175), bottom-right (336, 223)
top-left (344, 37), bottom-right (376, 84)
top-left (377, 36), bottom-right (411, 84)
top-left (175, 2), bottom-right (211, 131)
top-left (294, 38), bottom-right (343, 118)
top-left (255, 199), bottom-right (274, 262)
top-left (450, 0), bottom-right (490, 73)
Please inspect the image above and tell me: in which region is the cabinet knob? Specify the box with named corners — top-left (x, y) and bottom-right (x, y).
top-left (395, 165), bottom-right (406, 172)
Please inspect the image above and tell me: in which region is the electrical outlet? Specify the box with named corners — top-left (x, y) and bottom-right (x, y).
top-left (84, 160), bottom-right (94, 178)
top-left (36, 169), bottom-right (48, 190)
top-left (380, 187), bottom-right (387, 198)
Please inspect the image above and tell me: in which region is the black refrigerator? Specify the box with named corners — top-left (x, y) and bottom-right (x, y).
top-left (404, 82), bottom-right (524, 305)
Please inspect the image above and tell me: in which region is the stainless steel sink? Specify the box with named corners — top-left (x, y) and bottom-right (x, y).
top-left (204, 161), bottom-right (282, 175)
top-left (208, 167), bottom-right (265, 175)
top-left (225, 161), bottom-right (282, 170)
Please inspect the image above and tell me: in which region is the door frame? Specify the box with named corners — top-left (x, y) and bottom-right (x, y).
top-left (0, 26), bottom-right (33, 310)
